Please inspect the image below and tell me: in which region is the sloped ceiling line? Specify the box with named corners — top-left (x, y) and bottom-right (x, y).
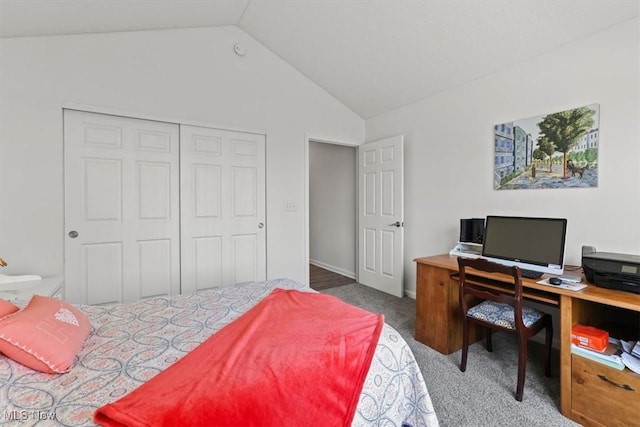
top-left (1, 1), bottom-right (638, 119)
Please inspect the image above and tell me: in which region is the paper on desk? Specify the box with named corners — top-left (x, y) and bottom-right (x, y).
top-left (537, 278), bottom-right (587, 291)
top-left (620, 340), bottom-right (637, 354)
top-left (632, 341), bottom-right (640, 358)
top-left (0, 273), bottom-right (42, 284)
top-left (621, 352), bottom-right (640, 375)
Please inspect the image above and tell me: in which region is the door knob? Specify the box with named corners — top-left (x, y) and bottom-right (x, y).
top-left (388, 221), bottom-right (402, 228)
top-left (68, 230), bottom-right (79, 238)
top-left (258, 223), bottom-right (264, 229)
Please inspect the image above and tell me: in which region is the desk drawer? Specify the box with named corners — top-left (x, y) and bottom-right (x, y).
top-left (571, 355), bottom-right (640, 426)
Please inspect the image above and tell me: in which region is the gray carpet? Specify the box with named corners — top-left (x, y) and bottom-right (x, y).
top-left (320, 283), bottom-right (580, 427)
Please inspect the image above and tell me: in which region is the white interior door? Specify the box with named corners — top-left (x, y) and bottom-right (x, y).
top-left (180, 125), bottom-right (266, 293)
top-left (358, 135), bottom-right (404, 297)
top-left (64, 110), bottom-right (180, 304)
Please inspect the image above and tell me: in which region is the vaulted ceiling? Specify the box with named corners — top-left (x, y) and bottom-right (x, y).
top-left (1, 1), bottom-right (638, 118)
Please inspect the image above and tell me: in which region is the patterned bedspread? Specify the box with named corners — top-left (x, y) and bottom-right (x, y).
top-left (0, 279), bottom-right (438, 426)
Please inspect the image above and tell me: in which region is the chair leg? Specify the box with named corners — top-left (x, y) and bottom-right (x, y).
top-left (544, 317), bottom-right (553, 377)
top-left (516, 336), bottom-right (528, 401)
top-left (460, 319), bottom-right (469, 372)
top-left (485, 328), bottom-right (493, 352)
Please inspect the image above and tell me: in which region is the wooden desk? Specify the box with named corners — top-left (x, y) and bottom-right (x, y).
top-left (415, 254), bottom-right (640, 426)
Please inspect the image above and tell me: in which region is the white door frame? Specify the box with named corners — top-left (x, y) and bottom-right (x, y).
top-left (304, 135), bottom-right (360, 285)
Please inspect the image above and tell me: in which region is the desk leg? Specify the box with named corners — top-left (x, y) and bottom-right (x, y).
top-left (559, 294), bottom-right (572, 416)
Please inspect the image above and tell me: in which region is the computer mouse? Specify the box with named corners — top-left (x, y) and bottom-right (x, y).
top-left (549, 277), bottom-right (562, 285)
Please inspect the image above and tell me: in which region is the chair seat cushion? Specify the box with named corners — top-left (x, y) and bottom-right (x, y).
top-left (467, 301), bottom-right (543, 329)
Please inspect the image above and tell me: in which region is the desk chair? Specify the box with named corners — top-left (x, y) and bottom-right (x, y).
top-left (457, 257), bottom-right (553, 401)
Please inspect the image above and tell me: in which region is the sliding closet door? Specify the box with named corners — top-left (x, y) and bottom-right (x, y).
top-left (180, 125), bottom-right (266, 293)
top-left (64, 110), bottom-right (180, 304)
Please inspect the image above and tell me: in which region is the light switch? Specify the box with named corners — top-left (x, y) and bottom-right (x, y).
top-left (285, 202), bottom-right (297, 212)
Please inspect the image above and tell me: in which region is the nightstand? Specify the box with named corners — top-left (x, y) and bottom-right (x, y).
top-left (0, 276), bottom-right (64, 303)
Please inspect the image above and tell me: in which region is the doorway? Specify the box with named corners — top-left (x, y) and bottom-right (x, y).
top-left (305, 135), bottom-right (405, 297)
top-left (307, 140), bottom-right (357, 290)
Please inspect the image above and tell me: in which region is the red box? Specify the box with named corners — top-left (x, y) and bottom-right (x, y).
top-left (571, 324), bottom-right (608, 352)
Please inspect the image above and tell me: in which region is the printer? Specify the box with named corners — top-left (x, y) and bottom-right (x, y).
top-left (582, 246), bottom-right (640, 294)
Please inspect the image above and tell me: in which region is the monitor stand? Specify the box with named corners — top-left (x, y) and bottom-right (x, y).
top-left (521, 269), bottom-right (544, 279)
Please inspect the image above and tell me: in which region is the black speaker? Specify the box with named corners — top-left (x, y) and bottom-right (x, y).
top-left (460, 218), bottom-right (485, 244)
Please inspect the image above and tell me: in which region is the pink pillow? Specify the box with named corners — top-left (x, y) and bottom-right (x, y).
top-left (0, 295), bottom-right (91, 373)
top-left (0, 299), bottom-right (19, 318)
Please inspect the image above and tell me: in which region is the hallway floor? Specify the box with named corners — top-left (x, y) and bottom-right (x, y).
top-left (309, 264), bottom-right (355, 291)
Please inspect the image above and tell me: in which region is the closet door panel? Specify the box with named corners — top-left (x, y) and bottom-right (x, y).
top-left (233, 234), bottom-right (258, 284)
top-left (181, 125), bottom-right (266, 293)
top-left (64, 110), bottom-right (180, 304)
top-left (138, 239), bottom-right (173, 298)
top-left (84, 242), bottom-right (123, 305)
top-left (194, 236), bottom-right (223, 289)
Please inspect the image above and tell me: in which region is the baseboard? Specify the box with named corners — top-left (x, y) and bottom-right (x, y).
top-left (309, 259), bottom-right (356, 280)
top-left (405, 290), bottom-right (416, 299)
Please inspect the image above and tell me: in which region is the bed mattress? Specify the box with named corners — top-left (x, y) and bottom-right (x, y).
top-left (0, 279), bottom-right (438, 426)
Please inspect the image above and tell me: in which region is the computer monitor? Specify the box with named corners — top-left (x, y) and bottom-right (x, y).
top-left (481, 216), bottom-right (568, 279)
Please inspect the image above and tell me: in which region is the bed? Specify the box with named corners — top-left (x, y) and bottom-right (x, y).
top-left (0, 279), bottom-right (438, 426)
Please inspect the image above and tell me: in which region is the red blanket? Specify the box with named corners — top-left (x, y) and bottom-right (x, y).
top-left (94, 288), bottom-right (384, 427)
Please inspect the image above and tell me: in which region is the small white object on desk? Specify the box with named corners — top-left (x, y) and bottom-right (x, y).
top-left (449, 242), bottom-right (483, 259)
top-left (537, 278), bottom-right (587, 291)
top-left (0, 276), bottom-right (64, 302)
top-left (558, 274), bottom-right (582, 283)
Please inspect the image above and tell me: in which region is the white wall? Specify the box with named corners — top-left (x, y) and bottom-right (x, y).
top-left (0, 26), bottom-right (365, 287)
top-left (309, 141), bottom-right (356, 278)
top-left (366, 18), bottom-right (640, 296)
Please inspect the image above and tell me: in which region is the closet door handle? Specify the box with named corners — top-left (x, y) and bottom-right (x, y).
top-left (258, 223), bottom-right (264, 229)
top-left (68, 230), bottom-right (79, 238)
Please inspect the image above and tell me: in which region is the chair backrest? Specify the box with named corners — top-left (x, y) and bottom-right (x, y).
top-left (457, 257), bottom-right (526, 330)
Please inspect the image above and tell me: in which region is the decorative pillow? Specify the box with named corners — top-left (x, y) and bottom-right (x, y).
top-left (0, 295), bottom-right (91, 373)
top-left (0, 299), bottom-right (19, 318)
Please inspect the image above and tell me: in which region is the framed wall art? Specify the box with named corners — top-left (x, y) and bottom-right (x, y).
top-left (494, 104), bottom-right (599, 190)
